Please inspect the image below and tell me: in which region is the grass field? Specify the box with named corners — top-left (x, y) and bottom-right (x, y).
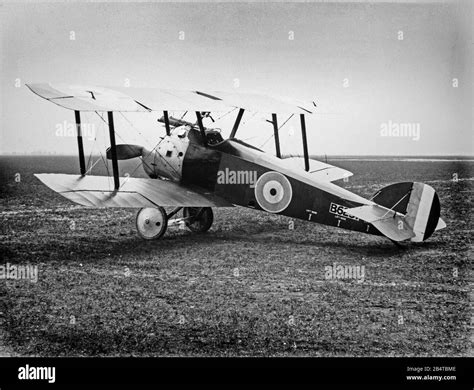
top-left (0, 156), bottom-right (472, 356)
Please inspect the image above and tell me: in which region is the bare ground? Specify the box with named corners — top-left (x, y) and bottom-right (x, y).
top-left (0, 158), bottom-right (472, 356)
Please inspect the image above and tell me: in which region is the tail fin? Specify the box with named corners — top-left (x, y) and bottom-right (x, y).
top-left (346, 182), bottom-right (446, 242)
top-left (372, 182), bottom-right (445, 242)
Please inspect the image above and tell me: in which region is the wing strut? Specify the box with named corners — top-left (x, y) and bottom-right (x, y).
top-left (74, 111), bottom-right (86, 176)
top-left (230, 108), bottom-right (245, 138)
top-left (300, 114), bottom-right (310, 172)
top-left (107, 111), bottom-right (120, 190)
top-left (163, 110), bottom-right (171, 136)
top-left (195, 112), bottom-right (208, 146)
top-left (272, 113), bottom-right (281, 158)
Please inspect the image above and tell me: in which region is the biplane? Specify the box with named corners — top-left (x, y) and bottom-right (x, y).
top-left (27, 83), bottom-right (446, 243)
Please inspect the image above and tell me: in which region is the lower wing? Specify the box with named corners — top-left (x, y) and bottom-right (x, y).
top-left (35, 174), bottom-right (233, 208)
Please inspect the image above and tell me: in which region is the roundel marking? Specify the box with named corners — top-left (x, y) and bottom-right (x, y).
top-left (254, 171), bottom-right (293, 213)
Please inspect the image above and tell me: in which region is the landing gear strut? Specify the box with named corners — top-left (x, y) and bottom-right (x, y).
top-left (135, 206), bottom-right (214, 240)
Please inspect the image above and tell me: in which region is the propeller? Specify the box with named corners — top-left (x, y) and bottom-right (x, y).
top-left (106, 144), bottom-right (144, 160)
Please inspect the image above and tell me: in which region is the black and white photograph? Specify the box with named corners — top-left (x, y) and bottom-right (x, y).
top-left (0, 0), bottom-right (472, 385)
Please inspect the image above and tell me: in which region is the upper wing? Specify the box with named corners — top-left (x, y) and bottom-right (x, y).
top-left (199, 90), bottom-right (313, 114)
top-left (35, 173), bottom-right (233, 208)
top-left (26, 84), bottom-right (152, 112)
top-left (282, 157), bottom-right (353, 182)
top-left (26, 83), bottom-right (313, 114)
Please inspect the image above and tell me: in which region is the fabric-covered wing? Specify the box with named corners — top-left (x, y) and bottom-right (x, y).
top-left (35, 174), bottom-right (233, 208)
top-left (200, 90), bottom-right (314, 114)
top-left (26, 83), bottom-right (313, 114)
top-left (26, 84), bottom-right (152, 112)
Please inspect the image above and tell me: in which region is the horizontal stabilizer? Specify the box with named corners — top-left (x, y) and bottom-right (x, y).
top-left (344, 204), bottom-right (396, 223)
top-left (345, 205), bottom-right (415, 242)
top-left (283, 157), bottom-right (353, 182)
top-left (35, 174), bottom-right (233, 208)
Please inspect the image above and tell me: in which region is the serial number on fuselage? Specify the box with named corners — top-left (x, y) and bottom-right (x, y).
top-left (329, 202), bottom-right (359, 221)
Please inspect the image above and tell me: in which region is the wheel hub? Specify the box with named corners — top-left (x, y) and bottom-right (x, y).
top-left (136, 207), bottom-right (168, 240)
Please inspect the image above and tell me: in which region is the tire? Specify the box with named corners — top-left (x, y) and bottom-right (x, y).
top-left (183, 207), bottom-right (213, 233)
top-left (135, 207), bottom-right (168, 240)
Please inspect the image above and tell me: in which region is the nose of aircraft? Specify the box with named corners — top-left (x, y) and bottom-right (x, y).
top-left (142, 128), bottom-right (190, 181)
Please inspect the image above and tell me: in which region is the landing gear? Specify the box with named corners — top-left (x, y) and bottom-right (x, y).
top-left (135, 207), bottom-right (168, 240)
top-left (135, 206), bottom-right (214, 240)
top-left (183, 207), bottom-right (214, 233)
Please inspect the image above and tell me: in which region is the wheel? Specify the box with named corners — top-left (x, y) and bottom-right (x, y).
top-left (135, 207), bottom-right (168, 240)
top-left (183, 207), bottom-right (213, 233)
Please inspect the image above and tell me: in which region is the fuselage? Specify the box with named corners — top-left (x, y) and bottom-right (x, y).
top-left (142, 127), bottom-right (383, 237)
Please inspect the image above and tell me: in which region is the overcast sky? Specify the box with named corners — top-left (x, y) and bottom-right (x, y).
top-left (0, 0), bottom-right (472, 156)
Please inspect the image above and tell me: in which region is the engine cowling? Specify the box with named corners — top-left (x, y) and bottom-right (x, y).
top-left (106, 126), bottom-right (190, 181)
